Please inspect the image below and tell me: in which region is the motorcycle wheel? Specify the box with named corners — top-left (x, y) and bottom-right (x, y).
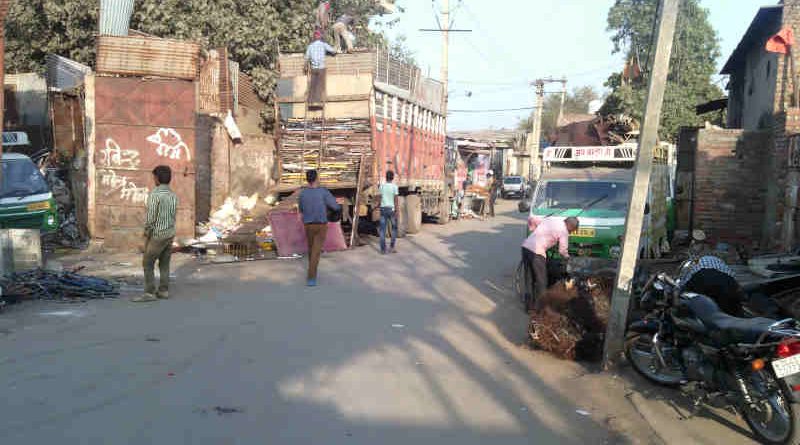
top-left (742, 372), bottom-right (800, 445)
top-left (625, 333), bottom-right (687, 386)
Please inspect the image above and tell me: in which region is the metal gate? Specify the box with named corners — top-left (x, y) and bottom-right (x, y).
top-left (93, 77), bottom-right (196, 248)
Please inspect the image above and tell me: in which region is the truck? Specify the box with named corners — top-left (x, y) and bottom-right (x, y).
top-left (522, 142), bottom-right (676, 271)
top-left (276, 48), bottom-right (452, 233)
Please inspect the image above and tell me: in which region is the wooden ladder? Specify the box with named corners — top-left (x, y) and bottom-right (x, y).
top-left (302, 68), bottom-right (327, 177)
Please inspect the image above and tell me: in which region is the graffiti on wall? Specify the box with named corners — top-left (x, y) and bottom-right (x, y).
top-left (147, 128), bottom-right (192, 161)
top-left (99, 169), bottom-right (150, 204)
top-left (101, 139), bottom-right (140, 169)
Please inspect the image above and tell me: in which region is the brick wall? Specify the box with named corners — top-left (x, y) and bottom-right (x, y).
top-left (690, 128), bottom-right (772, 246)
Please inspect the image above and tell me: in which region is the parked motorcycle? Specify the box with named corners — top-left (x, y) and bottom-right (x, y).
top-left (627, 272), bottom-right (800, 444)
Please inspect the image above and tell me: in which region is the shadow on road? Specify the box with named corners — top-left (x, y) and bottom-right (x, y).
top-left (0, 202), bottom-right (629, 444)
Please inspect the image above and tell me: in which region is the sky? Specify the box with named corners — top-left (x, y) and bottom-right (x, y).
top-left (373, 0), bottom-right (774, 131)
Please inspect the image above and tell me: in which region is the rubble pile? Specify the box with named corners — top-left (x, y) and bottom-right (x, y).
top-left (1, 268), bottom-right (119, 304)
top-left (528, 276), bottom-right (613, 361)
top-left (197, 194), bottom-right (261, 241)
top-left (45, 170), bottom-right (84, 247)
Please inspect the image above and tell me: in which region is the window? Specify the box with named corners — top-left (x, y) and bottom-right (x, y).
top-left (1, 159), bottom-right (50, 199)
top-left (767, 60), bottom-right (772, 79)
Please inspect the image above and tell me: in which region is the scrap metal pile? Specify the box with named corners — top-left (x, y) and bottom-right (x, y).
top-left (1, 269), bottom-right (119, 303)
top-left (552, 114), bottom-right (639, 147)
top-left (528, 276), bottom-right (613, 361)
top-left (280, 118), bottom-right (373, 188)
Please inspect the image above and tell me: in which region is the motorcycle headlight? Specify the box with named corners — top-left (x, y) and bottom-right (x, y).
top-left (47, 215), bottom-right (56, 227)
top-left (610, 246), bottom-right (622, 259)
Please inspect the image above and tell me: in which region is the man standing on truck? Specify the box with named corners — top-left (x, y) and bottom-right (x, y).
top-left (521, 216), bottom-right (580, 305)
top-left (378, 170), bottom-right (400, 254)
top-left (315, 1), bottom-right (331, 30)
top-left (133, 166), bottom-right (178, 303)
top-left (333, 13), bottom-right (355, 53)
top-left (299, 169), bottom-right (342, 287)
top-left (305, 30), bottom-right (337, 108)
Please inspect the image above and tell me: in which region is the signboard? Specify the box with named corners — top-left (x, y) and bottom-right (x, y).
top-left (2, 132), bottom-right (30, 147)
top-left (572, 146), bottom-right (614, 160)
top-left (543, 143), bottom-right (638, 163)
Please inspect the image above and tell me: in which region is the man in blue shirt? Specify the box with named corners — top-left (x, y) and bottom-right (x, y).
top-left (305, 30), bottom-right (337, 108)
top-left (378, 170), bottom-right (400, 254)
top-left (298, 169), bottom-right (341, 286)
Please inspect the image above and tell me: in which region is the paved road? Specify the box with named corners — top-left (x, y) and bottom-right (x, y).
top-left (1, 201), bottom-right (675, 444)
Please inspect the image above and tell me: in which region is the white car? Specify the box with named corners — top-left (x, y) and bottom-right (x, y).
top-left (501, 176), bottom-right (526, 199)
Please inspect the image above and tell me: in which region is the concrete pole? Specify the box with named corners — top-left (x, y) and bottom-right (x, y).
top-left (557, 80), bottom-right (567, 126)
top-left (529, 81), bottom-right (545, 181)
top-left (440, 0), bottom-right (449, 117)
top-left (603, 0), bottom-right (679, 368)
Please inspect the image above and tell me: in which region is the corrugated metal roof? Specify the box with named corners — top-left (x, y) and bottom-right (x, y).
top-left (46, 54), bottom-right (92, 91)
top-left (721, 5), bottom-right (783, 75)
top-left (99, 0), bottom-right (134, 36)
top-left (96, 35), bottom-right (200, 80)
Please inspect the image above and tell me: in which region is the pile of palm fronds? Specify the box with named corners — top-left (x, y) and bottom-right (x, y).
top-left (528, 276), bottom-right (614, 361)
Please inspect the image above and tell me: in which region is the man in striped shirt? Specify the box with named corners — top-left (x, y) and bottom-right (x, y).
top-left (133, 166), bottom-right (178, 303)
top-left (678, 255), bottom-right (746, 316)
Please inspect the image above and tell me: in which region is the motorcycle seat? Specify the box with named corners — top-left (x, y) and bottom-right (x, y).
top-left (682, 293), bottom-right (776, 345)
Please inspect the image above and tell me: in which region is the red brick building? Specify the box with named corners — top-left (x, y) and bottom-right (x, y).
top-left (679, 0), bottom-right (800, 252)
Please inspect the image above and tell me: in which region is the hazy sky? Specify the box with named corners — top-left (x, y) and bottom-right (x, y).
top-left (373, 0), bottom-right (774, 131)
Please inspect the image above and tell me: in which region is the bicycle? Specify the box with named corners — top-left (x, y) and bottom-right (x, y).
top-left (513, 259), bottom-right (534, 310)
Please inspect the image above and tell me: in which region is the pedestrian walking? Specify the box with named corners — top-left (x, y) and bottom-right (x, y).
top-left (305, 30), bottom-right (338, 107)
top-left (378, 170), bottom-right (400, 254)
top-left (487, 173), bottom-right (500, 217)
top-left (333, 13), bottom-right (355, 53)
top-left (299, 169), bottom-right (342, 286)
top-left (133, 165), bottom-right (178, 303)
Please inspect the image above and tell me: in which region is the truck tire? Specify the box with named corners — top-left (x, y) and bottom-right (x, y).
top-left (397, 196), bottom-right (408, 238)
top-left (406, 194), bottom-right (422, 234)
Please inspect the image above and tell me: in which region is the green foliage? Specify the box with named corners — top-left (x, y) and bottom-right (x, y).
top-left (5, 0), bottom-right (407, 126)
top-left (518, 86), bottom-right (600, 138)
top-left (599, 0), bottom-right (723, 141)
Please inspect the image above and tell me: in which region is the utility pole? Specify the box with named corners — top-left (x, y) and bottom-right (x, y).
top-left (602, 0), bottom-right (679, 368)
top-left (557, 81), bottom-right (567, 126)
top-left (529, 80), bottom-right (545, 181)
top-left (441, 0), bottom-right (449, 116)
top-left (419, 2), bottom-right (470, 122)
top-left (528, 77), bottom-right (566, 181)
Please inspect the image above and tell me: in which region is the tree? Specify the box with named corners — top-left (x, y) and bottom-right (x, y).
top-left (518, 86), bottom-right (600, 138)
top-left (599, 0), bottom-right (723, 141)
top-left (5, 0), bottom-right (406, 126)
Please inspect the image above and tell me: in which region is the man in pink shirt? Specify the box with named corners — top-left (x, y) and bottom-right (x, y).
top-left (521, 216), bottom-right (580, 304)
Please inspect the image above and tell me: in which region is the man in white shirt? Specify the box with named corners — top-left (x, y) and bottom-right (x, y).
top-left (378, 170), bottom-right (400, 254)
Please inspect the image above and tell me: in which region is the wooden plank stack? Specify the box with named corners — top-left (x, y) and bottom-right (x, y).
top-left (279, 118), bottom-right (373, 189)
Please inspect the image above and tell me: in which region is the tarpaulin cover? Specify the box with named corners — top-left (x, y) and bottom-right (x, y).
top-left (767, 27), bottom-right (796, 54)
top-left (269, 211), bottom-right (347, 256)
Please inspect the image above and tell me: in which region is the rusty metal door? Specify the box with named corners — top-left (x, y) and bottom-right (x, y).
top-left (94, 77), bottom-right (196, 248)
